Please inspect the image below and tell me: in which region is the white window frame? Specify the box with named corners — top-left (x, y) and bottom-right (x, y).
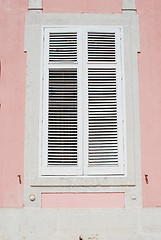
top-left (41, 26), bottom-right (125, 176)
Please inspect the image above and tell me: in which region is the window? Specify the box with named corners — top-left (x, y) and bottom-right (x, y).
top-left (41, 26), bottom-right (125, 176)
top-left (24, 13), bottom-right (140, 202)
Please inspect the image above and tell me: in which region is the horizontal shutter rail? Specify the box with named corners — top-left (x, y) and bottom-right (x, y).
top-left (48, 110), bottom-right (77, 113)
top-left (89, 98), bottom-right (116, 101)
top-left (89, 155), bottom-right (118, 158)
top-left (48, 135), bottom-right (77, 138)
top-left (49, 86), bottom-right (77, 89)
top-left (89, 90), bottom-right (116, 92)
top-left (89, 121), bottom-right (117, 126)
top-left (48, 148), bottom-right (77, 151)
top-left (48, 163), bottom-right (77, 165)
top-left (49, 134), bottom-right (77, 137)
top-left (89, 143), bottom-right (117, 147)
top-left (89, 95), bottom-right (117, 98)
top-left (89, 140), bottom-right (118, 143)
top-left (89, 84), bottom-right (116, 87)
top-left (48, 159), bottom-right (77, 161)
top-left (89, 147), bottom-right (118, 150)
top-left (48, 125), bottom-right (77, 128)
top-left (49, 100), bottom-right (77, 103)
top-left (89, 105), bottom-right (116, 108)
top-left (89, 137), bottom-right (117, 140)
top-left (89, 117), bottom-right (117, 119)
top-left (48, 144), bottom-right (77, 147)
top-left (89, 131), bottom-right (117, 134)
top-left (48, 141), bottom-right (77, 143)
top-left (89, 128), bottom-right (117, 131)
top-left (48, 128), bottom-right (77, 131)
top-left (48, 155), bottom-right (77, 157)
top-left (48, 106), bottom-right (77, 109)
top-left (89, 112), bottom-right (117, 115)
top-left (48, 123), bottom-right (77, 125)
top-left (88, 162), bottom-right (118, 165)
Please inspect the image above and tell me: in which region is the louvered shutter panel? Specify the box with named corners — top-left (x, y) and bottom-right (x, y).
top-left (84, 29), bottom-right (124, 175)
top-left (48, 69), bottom-right (78, 166)
top-left (88, 68), bottom-right (118, 165)
top-left (49, 32), bottom-right (77, 62)
top-left (88, 32), bottom-right (116, 62)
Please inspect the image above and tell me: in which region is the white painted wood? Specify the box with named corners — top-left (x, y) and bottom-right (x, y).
top-left (41, 26), bottom-right (125, 176)
top-left (41, 27), bottom-right (83, 176)
top-left (83, 27), bottom-right (125, 175)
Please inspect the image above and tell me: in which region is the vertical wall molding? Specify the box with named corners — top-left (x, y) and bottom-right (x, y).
top-left (122, 0), bottom-right (136, 11)
top-left (28, 0), bottom-right (42, 10)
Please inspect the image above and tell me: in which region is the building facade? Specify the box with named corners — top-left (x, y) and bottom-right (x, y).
top-left (0, 0), bottom-right (161, 239)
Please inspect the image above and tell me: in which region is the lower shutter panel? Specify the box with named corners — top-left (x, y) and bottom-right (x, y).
top-left (88, 68), bottom-right (118, 167)
top-left (48, 69), bottom-right (78, 166)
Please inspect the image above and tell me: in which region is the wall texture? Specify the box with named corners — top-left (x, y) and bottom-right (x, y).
top-left (136, 0), bottom-right (161, 207)
top-left (0, 0), bottom-right (28, 207)
top-left (43, 0), bottom-right (122, 13)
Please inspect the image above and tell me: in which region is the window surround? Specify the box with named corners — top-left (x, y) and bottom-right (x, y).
top-left (24, 12), bottom-right (141, 207)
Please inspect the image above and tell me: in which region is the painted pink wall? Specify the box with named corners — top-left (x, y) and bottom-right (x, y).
top-left (1, 0), bottom-right (161, 208)
top-left (43, 0), bottom-right (122, 13)
top-left (42, 193), bottom-right (125, 208)
top-left (136, 0), bottom-right (161, 207)
top-left (0, 0), bottom-right (28, 207)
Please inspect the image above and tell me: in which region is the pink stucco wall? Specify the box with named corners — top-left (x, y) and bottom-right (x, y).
top-left (136, 0), bottom-right (161, 207)
top-left (1, 0), bottom-right (161, 208)
top-left (42, 193), bottom-right (125, 208)
top-left (0, 0), bottom-right (28, 207)
top-left (43, 0), bottom-right (122, 13)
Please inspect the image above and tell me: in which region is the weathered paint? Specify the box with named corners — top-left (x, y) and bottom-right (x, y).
top-left (136, 0), bottom-right (161, 207)
top-left (41, 192), bottom-right (125, 208)
top-left (0, 208), bottom-right (161, 239)
top-left (43, 0), bottom-right (122, 13)
top-left (0, 0), bottom-right (28, 207)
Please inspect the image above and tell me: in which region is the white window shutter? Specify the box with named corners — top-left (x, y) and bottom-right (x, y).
top-left (41, 27), bottom-right (125, 176)
top-left (84, 28), bottom-right (125, 175)
top-left (41, 28), bottom-right (83, 175)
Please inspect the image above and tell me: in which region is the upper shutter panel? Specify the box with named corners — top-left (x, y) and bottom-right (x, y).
top-left (48, 69), bottom-right (78, 166)
top-left (49, 32), bottom-right (77, 62)
top-left (88, 32), bottom-right (116, 62)
top-left (88, 68), bottom-right (118, 167)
